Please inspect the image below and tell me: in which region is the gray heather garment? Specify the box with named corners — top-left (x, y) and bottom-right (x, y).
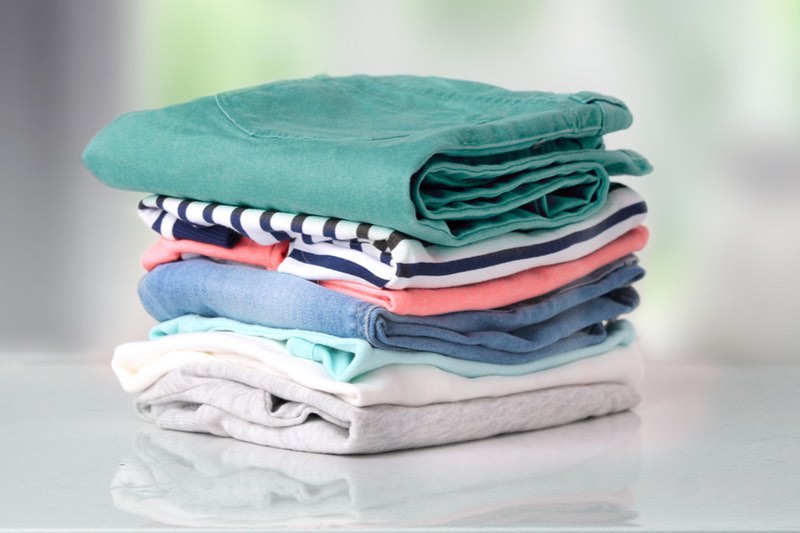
top-left (135, 362), bottom-right (640, 455)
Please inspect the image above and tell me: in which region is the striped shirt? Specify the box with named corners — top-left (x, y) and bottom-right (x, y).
top-left (138, 183), bottom-right (647, 289)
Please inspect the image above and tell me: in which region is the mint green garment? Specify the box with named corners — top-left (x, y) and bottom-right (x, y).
top-left (151, 315), bottom-right (636, 382)
top-left (83, 75), bottom-right (652, 246)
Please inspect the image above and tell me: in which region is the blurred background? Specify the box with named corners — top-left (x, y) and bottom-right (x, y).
top-left (0, 0), bottom-right (798, 363)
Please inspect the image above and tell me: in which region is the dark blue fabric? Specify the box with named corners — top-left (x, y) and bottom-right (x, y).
top-left (170, 220), bottom-right (241, 248)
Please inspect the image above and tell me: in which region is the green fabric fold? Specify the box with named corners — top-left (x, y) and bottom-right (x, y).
top-left (83, 74), bottom-right (651, 245)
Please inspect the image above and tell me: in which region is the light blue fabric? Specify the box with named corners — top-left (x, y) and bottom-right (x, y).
top-left (139, 257), bottom-right (643, 364)
top-left (151, 315), bottom-right (637, 382)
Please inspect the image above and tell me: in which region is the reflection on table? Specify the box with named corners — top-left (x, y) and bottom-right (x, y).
top-left (111, 412), bottom-right (642, 529)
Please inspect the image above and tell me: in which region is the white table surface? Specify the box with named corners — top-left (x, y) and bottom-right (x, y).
top-left (1, 353), bottom-right (798, 531)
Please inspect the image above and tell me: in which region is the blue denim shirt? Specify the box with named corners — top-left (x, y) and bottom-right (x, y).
top-left (139, 255), bottom-right (643, 364)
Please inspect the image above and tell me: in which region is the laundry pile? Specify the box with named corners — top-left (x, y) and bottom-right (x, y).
top-left (83, 74), bottom-right (652, 454)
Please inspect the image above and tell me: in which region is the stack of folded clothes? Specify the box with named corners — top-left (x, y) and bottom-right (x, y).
top-left (83, 74), bottom-right (652, 455)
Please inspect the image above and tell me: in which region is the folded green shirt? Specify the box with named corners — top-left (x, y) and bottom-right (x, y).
top-left (83, 75), bottom-right (651, 246)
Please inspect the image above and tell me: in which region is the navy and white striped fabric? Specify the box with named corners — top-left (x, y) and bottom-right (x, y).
top-left (138, 184), bottom-right (647, 289)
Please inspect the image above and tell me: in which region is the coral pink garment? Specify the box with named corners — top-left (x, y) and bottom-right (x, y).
top-left (142, 226), bottom-right (648, 316)
top-left (142, 238), bottom-right (289, 272)
top-left (325, 226), bottom-right (649, 315)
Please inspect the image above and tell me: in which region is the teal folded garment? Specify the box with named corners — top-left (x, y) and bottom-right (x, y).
top-left (151, 315), bottom-right (636, 382)
top-left (83, 75), bottom-right (652, 246)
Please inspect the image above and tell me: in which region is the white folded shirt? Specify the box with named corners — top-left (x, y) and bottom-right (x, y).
top-left (113, 331), bottom-right (643, 407)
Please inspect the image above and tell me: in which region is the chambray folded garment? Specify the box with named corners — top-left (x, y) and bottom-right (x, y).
top-left (83, 74), bottom-right (651, 246)
top-left (83, 74), bottom-right (653, 455)
top-left (139, 256), bottom-right (643, 364)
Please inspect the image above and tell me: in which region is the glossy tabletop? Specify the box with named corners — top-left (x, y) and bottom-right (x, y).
top-left (1, 353), bottom-right (798, 531)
